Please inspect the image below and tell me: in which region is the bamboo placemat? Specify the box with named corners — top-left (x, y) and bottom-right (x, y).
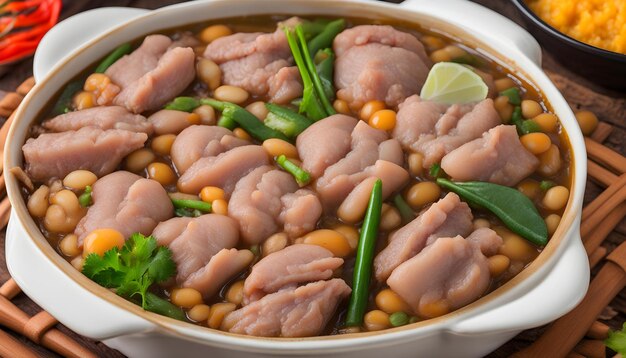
top-left (0, 77), bottom-right (624, 357)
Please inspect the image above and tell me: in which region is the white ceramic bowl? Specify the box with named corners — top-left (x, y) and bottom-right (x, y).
top-left (4, 1), bottom-right (589, 357)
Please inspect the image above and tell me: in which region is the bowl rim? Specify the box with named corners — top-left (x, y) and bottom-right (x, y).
top-left (510, 0), bottom-right (626, 62)
top-left (4, 0), bottom-right (586, 348)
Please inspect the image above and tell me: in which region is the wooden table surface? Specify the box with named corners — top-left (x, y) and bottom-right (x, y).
top-left (0, 1), bottom-right (624, 357)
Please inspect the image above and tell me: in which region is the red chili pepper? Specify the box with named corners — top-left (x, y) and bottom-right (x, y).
top-left (0, 1), bottom-right (52, 32)
top-left (0, 0), bottom-right (46, 13)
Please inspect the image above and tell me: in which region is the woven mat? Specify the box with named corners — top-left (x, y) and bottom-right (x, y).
top-left (0, 77), bottom-right (624, 358)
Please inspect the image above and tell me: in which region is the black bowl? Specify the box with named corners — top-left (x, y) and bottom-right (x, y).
top-left (511, 0), bottom-right (626, 91)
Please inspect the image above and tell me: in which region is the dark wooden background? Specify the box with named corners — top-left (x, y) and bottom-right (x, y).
top-left (0, 1), bottom-right (623, 357)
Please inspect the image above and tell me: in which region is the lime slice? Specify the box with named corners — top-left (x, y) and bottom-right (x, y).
top-left (420, 62), bottom-right (488, 104)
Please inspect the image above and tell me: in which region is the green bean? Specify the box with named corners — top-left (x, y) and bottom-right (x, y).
top-left (264, 103), bottom-right (314, 137)
top-left (389, 312), bottom-right (410, 327)
top-left (429, 163), bottom-right (442, 178)
top-left (520, 119), bottom-right (542, 134)
top-left (346, 179), bottom-right (382, 327)
top-left (94, 43), bottom-right (132, 73)
top-left (540, 180), bottom-right (556, 191)
top-left (307, 18), bottom-right (345, 60)
top-left (217, 116), bottom-right (237, 130)
top-left (164, 96), bottom-right (200, 112)
top-left (393, 194), bottom-right (415, 224)
top-left (202, 99), bottom-right (289, 141)
top-left (276, 155), bottom-right (311, 186)
top-left (144, 292), bottom-right (187, 321)
top-left (500, 87), bottom-right (521, 106)
top-left (316, 48), bottom-right (335, 101)
top-left (299, 19), bottom-right (331, 39)
top-left (52, 81), bottom-right (82, 115)
top-left (436, 178), bottom-right (548, 246)
top-left (79, 186), bottom-right (92, 207)
top-left (170, 198), bottom-right (212, 212)
top-left (174, 208), bottom-right (203, 218)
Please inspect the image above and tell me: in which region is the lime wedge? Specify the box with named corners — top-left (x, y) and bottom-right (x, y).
top-left (420, 62), bottom-right (488, 104)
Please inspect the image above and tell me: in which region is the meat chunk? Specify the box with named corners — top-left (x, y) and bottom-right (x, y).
top-left (243, 244), bottom-right (343, 304)
top-left (466, 228), bottom-right (503, 256)
top-left (23, 127), bottom-right (147, 181)
top-left (42, 106), bottom-right (152, 134)
top-left (177, 145), bottom-right (269, 195)
top-left (151, 214), bottom-right (239, 285)
top-left (107, 35), bottom-right (195, 113)
top-left (393, 96), bottom-right (501, 168)
top-left (297, 114), bottom-right (358, 178)
top-left (268, 66), bottom-right (303, 104)
top-left (387, 232), bottom-right (501, 318)
top-left (374, 192), bottom-right (473, 282)
top-left (223, 279), bottom-right (351, 337)
top-left (441, 125), bottom-right (540, 186)
top-left (74, 171), bottom-right (173, 244)
top-left (170, 125), bottom-right (248, 174)
top-left (204, 17), bottom-right (302, 101)
top-left (184, 248), bottom-right (254, 299)
top-left (279, 189), bottom-right (323, 238)
top-left (229, 166), bottom-right (322, 244)
top-left (333, 25), bottom-right (431, 109)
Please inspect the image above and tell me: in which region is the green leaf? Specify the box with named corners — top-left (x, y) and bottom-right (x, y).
top-left (606, 323), bottom-right (626, 355)
top-left (148, 247), bottom-right (176, 283)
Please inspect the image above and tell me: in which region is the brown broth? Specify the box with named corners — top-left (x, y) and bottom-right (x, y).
top-left (22, 14), bottom-right (572, 336)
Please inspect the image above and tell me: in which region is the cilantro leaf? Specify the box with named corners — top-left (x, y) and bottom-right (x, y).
top-left (82, 233), bottom-right (184, 321)
top-left (606, 322), bottom-right (626, 355)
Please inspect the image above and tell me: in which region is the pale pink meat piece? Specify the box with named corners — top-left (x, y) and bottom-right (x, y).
top-left (42, 106), bottom-right (152, 134)
top-left (466, 228), bottom-right (503, 256)
top-left (107, 35), bottom-right (195, 113)
top-left (170, 125), bottom-right (248, 174)
top-left (23, 127), bottom-right (147, 181)
top-left (392, 96), bottom-right (501, 168)
top-left (387, 231), bottom-right (502, 318)
top-left (441, 125), bottom-right (540, 186)
top-left (184, 248), bottom-right (254, 299)
top-left (74, 171), bottom-right (173, 244)
top-left (333, 25), bottom-right (431, 109)
top-left (177, 145), bottom-right (269, 195)
top-left (223, 279), bottom-right (351, 337)
top-left (279, 189), bottom-right (322, 238)
top-left (297, 114), bottom-right (358, 178)
top-left (229, 166), bottom-right (322, 244)
top-left (204, 17), bottom-right (302, 100)
top-left (243, 244), bottom-right (343, 304)
top-left (268, 66), bottom-right (303, 104)
top-left (152, 214), bottom-right (239, 285)
top-left (374, 192), bottom-right (473, 282)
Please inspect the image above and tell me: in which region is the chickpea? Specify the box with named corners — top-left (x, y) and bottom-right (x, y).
top-left (225, 280), bottom-right (245, 305)
top-left (212, 199), bottom-right (228, 215)
top-left (488, 255), bottom-right (510, 276)
top-left (63, 170), bottom-right (97, 190)
top-left (83, 73), bottom-right (111, 94)
top-left (200, 186), bottom-right (225, 203)
top-left (496, 228), bottom-right (537, 263)
top-left (214, 85), bottom-right (249, 104)
top-left (517, 179), bottom-right (541, 199)
top-left (443, 45), bottom-right (467, 59)
top-left (575, 110), bottom-right (599, 136)
top-left (520, 132), bottom-right (551, 155)
top-left (245, 101), bottom-right (268, 120)
top-left (429, 49), bottom-right (451, 63)
top-left (147, 162), bottom-right (177, 186)
top-left (171, 287), bottom-right (203, 308)
top-left (233, 128), bottom-right (252, 141)
top-left (73, 91), bottom-right (95, 110)
top-left (376, 289), bottom-right (411, 314)
top-left (125, 149), bottom-right (156, 173)
top-left (71, 256), bottom-right (84, 271)
top-left (542, 186), bottom-right (569, 211)
top-left (533, 113), bottom-right (558, 133)
top-left (369, 109), bottom-right (397, 131)
top-left (408, 152), bottom-right (424, 177)
top-left (332, 224), bottom-right (359, 250)
top-left (420, 300), bottom-right (450, 318)
top-left (494, 95), bottom-right (513, 122)
top-left (50, 189), bottom-right (82, 214)
top-left (545, 214), bottom-right (561, 235)
top-left (473, 218), bottom-right (491, 230)
top-left (151, 134), bottom-right (177, 156)
top-left (301, 229), bottom-right (352, 257)
top-left (196, 58), bottom-right (221, 90)
top-left (27, 185), bottom-right (49, 218)
top-left (262, 138), bottom-right (298, 159)
top-left (188, 304), bottom-right (211, 322)
top-left (421, 35), bottom-right (446, 50)
top-left (186, 113), bottom-right (202, 125)
top-left (193, 105), bottom-right (216, 125)
top-left (380, 204), bottom-right (402, 231)
top-left (360, 100), bottom-right (385, 121)
top-left (521, 100), bottom-right (543, 119)
top-left (406, 181), bottom-right (441, 209)
top-left (537, 144), bottom-right (561, 177)
top-left (494, 77), bottom-right (516, 92)
top-left (82, 228), bottom-right (125, 257)
top-left (333, 99), bottom-right (350, 115)
top-left (59, 234), bottom-right (81, 257)
top-left (199, 24), bottom-right (232, 43)
top-left (262, 233), bottom-right (288, 257)
top-left (364, 310), bottom-right (390, 331)
top-left (208, 302), bottom-right (237, 329)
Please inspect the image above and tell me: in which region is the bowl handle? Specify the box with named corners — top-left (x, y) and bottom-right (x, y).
top-left (450, 225), bottom-right (589, 335)
top-left (400, 0), bottom-right (542, 66)
top-left (5, 212), bottom-right (158, 340)
top-left (34, 7), bottom-right (149, 81)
